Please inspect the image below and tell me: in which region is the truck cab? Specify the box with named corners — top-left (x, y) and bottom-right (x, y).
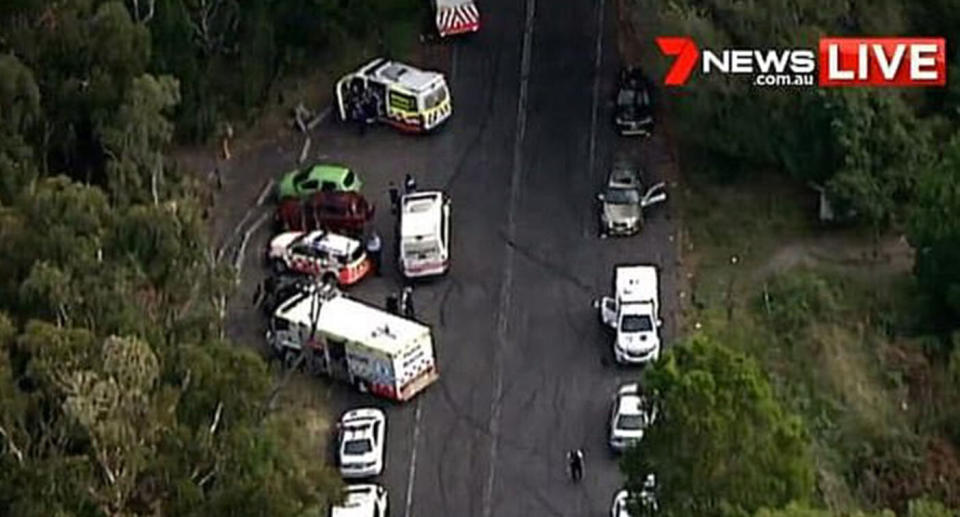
top-left (594, 265), bottom-right (662, 365)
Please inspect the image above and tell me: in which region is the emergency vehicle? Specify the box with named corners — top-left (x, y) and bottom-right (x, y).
top-left (266, 230), bottom-right (371, 287)
top-left (266, 286), bottom-right (439, 402)
top-left (433, 0), bottom-right (480, 38)
top-left (335, 58), bottom-right (452, 133)
top-left (398, 191), bottom-right (451, 279)
top-left (593, 265), bottom-right (663, 364)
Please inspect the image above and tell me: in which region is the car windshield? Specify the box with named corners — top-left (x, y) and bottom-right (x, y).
top-left (343, 438), bottom-right (373, 455)
top-left (404, 240), bottom-right (439, 258)
top-left (293, 168), bottom-right (312, 183)
top-left (343, 171), bottom-right (355, 187)
top-left (621, 314), bottom-right (653, 332)
top-left (604, 187), bottom-right (640, 205)
top-left (617, 88), bottom-right (636, 106)
top-left (422, 85), bottom-right (448, 110)
top-left (616, 413), bottom-right (647, 430)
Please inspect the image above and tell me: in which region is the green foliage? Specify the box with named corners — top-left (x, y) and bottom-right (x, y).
top-left (908, 134), bottom-right (960, 330)
top-left (621, 333), bottom-right (816, 516)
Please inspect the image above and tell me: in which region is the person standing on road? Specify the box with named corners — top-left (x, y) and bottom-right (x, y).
top-left (567, 448), bottom-right (584, 482)
top-left (401, 286), bottom-right (415, 319)
top-left (388, 182), bottom-right (400, 214)
top-left (386, 293), bottom-right (399, 315)
top-left (366, 230), bottom-right (382, 276)
top-left (404, 173), bottom-right (417, 194)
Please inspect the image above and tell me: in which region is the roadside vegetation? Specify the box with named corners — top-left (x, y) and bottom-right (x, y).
top-left (0, 0), bottom-right (421, 514)
top-left (619, 0), bottom-right (960, 515)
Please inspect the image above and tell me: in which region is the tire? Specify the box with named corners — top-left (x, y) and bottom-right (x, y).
top-left (321, 272), bottom-right (338, 286)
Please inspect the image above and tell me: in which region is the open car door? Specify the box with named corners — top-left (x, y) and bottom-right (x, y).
top-left (600, 296), bottom-right (618, 328)
top-left (640, 182), bottom-right (667, 209)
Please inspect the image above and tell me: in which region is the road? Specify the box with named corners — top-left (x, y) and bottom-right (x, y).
top-left (216, 0), bottom-right (680, 514)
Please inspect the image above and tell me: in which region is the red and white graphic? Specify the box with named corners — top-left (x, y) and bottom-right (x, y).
top-left (656, 36), bottom-right (947, 88)
top-left (435, 0), bottom-right (480, 38)
top-left (819, 37), bottom-right (946, 87)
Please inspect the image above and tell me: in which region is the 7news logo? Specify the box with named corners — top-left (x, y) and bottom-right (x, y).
top-left (656, 36), bottom-right (947, 87)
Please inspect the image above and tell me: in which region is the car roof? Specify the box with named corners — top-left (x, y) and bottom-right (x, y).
top-left (299, 230), bottom-right (360, 256)
top-left (369, 59), bottom-right (444, 93)
top-left (616, 393), bottom-right (646, 416)
top-left (331, 484), bottom-right (381, 517)
top-left (312, 190), bottom-right (364, 205)
top-left (401, 191), bottom-right (444, 239)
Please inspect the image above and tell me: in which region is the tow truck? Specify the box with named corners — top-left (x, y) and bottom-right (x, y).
top-left (335, 58), bottom-right (452, 133)
top-left (593, 265), bottom-right (663, 365)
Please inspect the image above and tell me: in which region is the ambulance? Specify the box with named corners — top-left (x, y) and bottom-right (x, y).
top-left (266, 286), bottom-right (439, 402)
top-left (335, 58), bottom-right (452, 133)
top-left (433, 0), bottom-right (480, 38)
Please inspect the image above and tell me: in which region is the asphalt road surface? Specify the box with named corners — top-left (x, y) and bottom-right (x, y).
top-left (218, 0), bottom-right (680, 515)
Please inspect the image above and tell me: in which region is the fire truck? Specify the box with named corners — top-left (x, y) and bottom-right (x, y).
top-left (335, 58), bottom-right (452, 133)
top-left (266, 286), bottom-right (440, 402)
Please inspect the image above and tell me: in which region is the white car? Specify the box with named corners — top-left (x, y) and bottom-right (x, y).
top-left (398, 191), bottom-right (451, 279)
top-left (266, 229), bottom-right (371, 287)
top-left (611, 475), bottom-right (658, 516)
top-left (331, 483), bottom-right (389, 517)
top-left (609, 383), bottom-right (657, 453)
top-left (337, 408), bottom-right (386, 478)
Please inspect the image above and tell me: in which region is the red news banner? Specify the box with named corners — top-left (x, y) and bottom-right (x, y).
top-left (818, 37), bottom-right (946, 87)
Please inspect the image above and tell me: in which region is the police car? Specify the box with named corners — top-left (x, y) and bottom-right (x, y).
top-left (266, 230), bottom-right (371, 286)
top-left (337, 408), bottom-right (386, 479)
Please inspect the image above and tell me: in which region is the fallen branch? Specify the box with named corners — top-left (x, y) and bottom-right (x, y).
top-left (208, 402), bottom-right (223, 435)
top-left (298, 136), bottom-right (311, 164)
top-left (0, 425), bottom-right (24, 464)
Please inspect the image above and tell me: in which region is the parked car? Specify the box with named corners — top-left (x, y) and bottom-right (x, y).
top-left (275, 190), bottom-right (375, 236)
top-left (331, 483), bottom-right (389, 517)
top-left (337, 408), bottom-right (386, 478)
top-left (614, 66), bottom-right (655, 137)
top-left (265, 230), bottom-right (371, 287)
top-left (597, 161), bottom-right (666, 238)
top-left (609, 383), bottom-right (658, 452)
top-left (276, 163), bottom-right (362, 200)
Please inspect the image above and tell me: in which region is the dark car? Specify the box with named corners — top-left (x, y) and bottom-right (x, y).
top-left (614, 66), bottom-right (655, 137)
top-left (275, 190), bottom-right (375, 236)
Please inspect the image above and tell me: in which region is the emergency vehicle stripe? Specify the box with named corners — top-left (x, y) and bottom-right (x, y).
top-left (436, 3), bottom-right (479, 36)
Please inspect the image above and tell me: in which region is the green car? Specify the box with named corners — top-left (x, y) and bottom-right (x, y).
top-left (276, 164), bottom-right (362, 200)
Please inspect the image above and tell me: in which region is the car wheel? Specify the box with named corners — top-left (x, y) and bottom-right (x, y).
top-left (321, 272), bottom-right (338, 286)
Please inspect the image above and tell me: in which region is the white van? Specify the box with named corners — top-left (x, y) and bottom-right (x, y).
top-left (398, 191), bottom-right (451, 279)
top-left (330, 483), bottom-right (388, 517)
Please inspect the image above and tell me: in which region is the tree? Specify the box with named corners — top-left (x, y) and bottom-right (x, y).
top-left (908, 133), bottom-right (960, 331)
top-left (622, 334), bottom-right (815, 516)
top-left (97, 74), bottom-right (180, 205)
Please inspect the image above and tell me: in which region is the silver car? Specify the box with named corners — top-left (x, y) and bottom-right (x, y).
top-left (597, 164), bottom-right (666, 238)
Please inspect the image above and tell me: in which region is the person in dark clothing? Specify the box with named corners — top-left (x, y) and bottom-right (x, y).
top-left (401, 286), bottom-right (415, 319)
top-left (385, 293), bottom-right (399, 315)
top-left (404, 173), bottom-right (417, 194)
top-left (351, 100), bottom-right (366, 136)
top-left (388, 182), bottom-right (400, 214)
top-left (366, 231), bottom-right (382, 276)
top-left (567, 449), bottom-right (584, 482)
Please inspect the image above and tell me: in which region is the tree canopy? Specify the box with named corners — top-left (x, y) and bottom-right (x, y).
top-left (621, 333), bottom-right (815, 516)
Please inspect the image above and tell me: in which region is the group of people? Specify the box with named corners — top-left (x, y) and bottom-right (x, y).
top-left (347, 80), bottom-right (381, 136)
top-left (384, 286), bottom-right (416, 320)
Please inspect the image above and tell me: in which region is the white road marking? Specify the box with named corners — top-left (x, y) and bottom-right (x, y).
top-left (233, 211), bottom-right (271, 278)
top-left (584, 0), bottom-right (606, 238)
top-left (256, 178), bottom-right (276, 206)
top-left (482, 0), bottom-right (536, 515)
top-left (403, 399), bottom-right (423, 517)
